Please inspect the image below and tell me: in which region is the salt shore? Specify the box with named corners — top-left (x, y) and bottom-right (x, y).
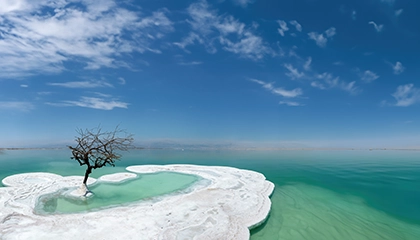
top-left (0, 165), bottom-right (274, 240)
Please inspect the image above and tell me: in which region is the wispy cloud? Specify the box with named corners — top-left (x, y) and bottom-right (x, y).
top-left (178, 61), bottom-right (203, 66)
top-left (0, 0), bottom-right (173, 78)
top-left (279, 101), bottom-right (304, 107)
top-left (178, 0), bottom-right (272, 60)
top-left (325, 28), bottom-right (336, 38)
top-left (232, 0), bottom-right (254, 8)
top-left (360, 70), bottom-right (379, 83)
top-left (0, 101), bottom-right (34, 111)
top-left (395, 9), bottom-right (403, 16)
top-left (47, 81), bottom-right (113, 88)
top-left (303, 57), bottom-right (312, 71)
top-left (289, 20), bottom-right (302, 32)
top-left (220, 32), bottom-right (271, 60)
top-left (277, 20), bottom-right (289, 36)
top-left (313, 72), bottom-right (360, 94)
top-left (174, 55), bottom-right (204, 66)
top-left (308, 27), bottom-right (336, 47)
top-left (250, 79), bottom-right (303, 98)
top-left (341, 81), bottom-right (359, 94)
top-left (392, 62), bottom-right (405, 75)
top-left (174, 33), bottom-right (207, 53)
top-left (352, 10), bottom-right (357, 20)
top-left (48, 96), bottom-right (128, 110)
top-left (391, 84), bottom-right (420, 107)
top-left (284, 64), bottom-right (305, 80)
top-left (308, 32), bottom-right (327, 47)
top-left (311, 81), bottom-right (326, 90)
top-left (118, 77), bottom-right (126, 85)
top-left (369, 21), bottom-right (384, 32)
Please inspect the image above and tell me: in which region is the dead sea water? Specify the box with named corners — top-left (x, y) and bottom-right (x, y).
top-left (1, 149), bottom-right (420, 239)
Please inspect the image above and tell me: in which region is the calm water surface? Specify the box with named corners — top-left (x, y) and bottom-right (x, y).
top-left (1, 149), bottom-right (420, 239)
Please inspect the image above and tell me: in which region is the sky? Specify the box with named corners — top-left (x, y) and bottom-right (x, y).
top-left (1, 0), bottom-right (420, 148)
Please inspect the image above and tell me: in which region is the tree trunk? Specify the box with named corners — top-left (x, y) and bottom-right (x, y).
top-left (83, 166), bottom-right (92, 185)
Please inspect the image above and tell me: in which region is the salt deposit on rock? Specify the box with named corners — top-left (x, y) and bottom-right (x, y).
top-left (0, 165), bottom-right (274, 240)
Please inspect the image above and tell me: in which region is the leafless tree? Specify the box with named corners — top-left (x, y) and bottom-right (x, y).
top-left (68, 126), bottom-right (134, 187)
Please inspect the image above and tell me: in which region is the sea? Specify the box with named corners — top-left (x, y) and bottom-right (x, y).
top-left (1, 149), bottom-right (420, 239)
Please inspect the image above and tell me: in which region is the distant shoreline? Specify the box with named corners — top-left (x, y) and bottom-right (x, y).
top-left (1, 147), bottom-right (420, 151)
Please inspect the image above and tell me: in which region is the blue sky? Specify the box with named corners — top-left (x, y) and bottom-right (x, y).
top-left (1, 0), bottom-right (419, 148)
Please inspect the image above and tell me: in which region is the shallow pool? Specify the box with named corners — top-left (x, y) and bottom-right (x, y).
top-left (35, 171), bottom-right (199, 214)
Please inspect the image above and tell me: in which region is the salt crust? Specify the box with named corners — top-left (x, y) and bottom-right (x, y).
top-left (98, 172), bottom-right (137, 182)
top-left (0, 165), bottom-right (274, 240)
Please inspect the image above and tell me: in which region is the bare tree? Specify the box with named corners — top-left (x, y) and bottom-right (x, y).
top-left (68, 126), bottom-right (134, 188)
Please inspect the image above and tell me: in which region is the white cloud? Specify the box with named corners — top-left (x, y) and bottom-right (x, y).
top-left (317, 73), bottom-right (339, 86)
top-left (232, 0), bottom-right (254, 8)
top-left (0, 0), bottom-right (173, 78)
top-left (183, 0), bottom-right (272, 60)
top-left (47, 81), bottom-right (113, 88)
top-left (284, 64), bottom-right (305, 80)
top-left (174, 33), bottom-right (206, 52)
top-left (174, 55), bottom-right (204, 66)
top-left (352, 10), bottom-right (357, 20)
top-left (186, 0), bottom-right (218, 35)
top-left (308, 32), bottom-right (327, 47)
top-left (325, 27), bottom-right (336, 38)
top-left (311, 81), bottom-right (326, 90)
top-left (279, 101), bottom-right (303, 106)
top-left (395, 9), bottom-right (403, 16)
top-left (49, 96), bottom-right (128, 110)
top-left (216, 16), bottom-right (246, 35)
top-left (360, 70), bottom-right (379, 83)
top-left (0, 0), bottom-right (37, 14)
top-left (308, 27), bottom-right (336, 48)
top-left (392, 62), bottom-right (405, 75)
top-left (118, 77), bottom-right (126, 85)
top-left (303, 57), bottom-right (312, 71)
top-left (250, 79), bottom-right (303, 98)
top-left (272, 88), bottom-right (303, 98)
top-left (20, 84), bottom-right (29, 88)
top-left (391, 84), bottom-right (420, 107)
top-left (178, 61), bottom-right (203, 66)
top-left (0, 101), bottom-right (34, 111)
top-left (220, 32), bottom-right (271, 60)
top-left (289, 20), bottom-right (302, 32)
top-left (369, 21), bottom-right (384, 32)
top-left (315, 72), bottom-right (360, 94)
top-left (277, 20), bottom-right (289, 36)
top-left (341, 81), bottom-right (358, 94)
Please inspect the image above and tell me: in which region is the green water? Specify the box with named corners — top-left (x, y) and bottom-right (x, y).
top-left (35, 171), bottom-right (199, 214)
top-left (1, 149), bottom-right (420, 239)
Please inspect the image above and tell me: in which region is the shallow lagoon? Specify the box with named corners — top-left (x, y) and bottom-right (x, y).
top-left (35, 171), bottom-right (199, 214)
top-left (1, 149), bottom-right (420, 239)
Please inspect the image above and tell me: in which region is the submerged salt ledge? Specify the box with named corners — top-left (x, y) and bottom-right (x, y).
top-left (0, 165), bottom-right (274, 240)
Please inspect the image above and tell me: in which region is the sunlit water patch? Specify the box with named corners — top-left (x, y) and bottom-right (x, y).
top-left (35, 171), bottom-right (199, 214)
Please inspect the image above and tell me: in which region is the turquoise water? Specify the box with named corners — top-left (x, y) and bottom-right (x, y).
top-left (35, 172), bottom-right (199, 214)
top-left (1, 149), bottom-right (420, 239)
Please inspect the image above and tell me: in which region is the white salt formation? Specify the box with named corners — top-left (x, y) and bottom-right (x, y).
top-left (0, 165), bottom-right (274, 240)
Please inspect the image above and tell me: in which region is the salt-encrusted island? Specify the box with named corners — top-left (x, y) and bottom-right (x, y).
top-left (0, 165), bottom-right (274, 240)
